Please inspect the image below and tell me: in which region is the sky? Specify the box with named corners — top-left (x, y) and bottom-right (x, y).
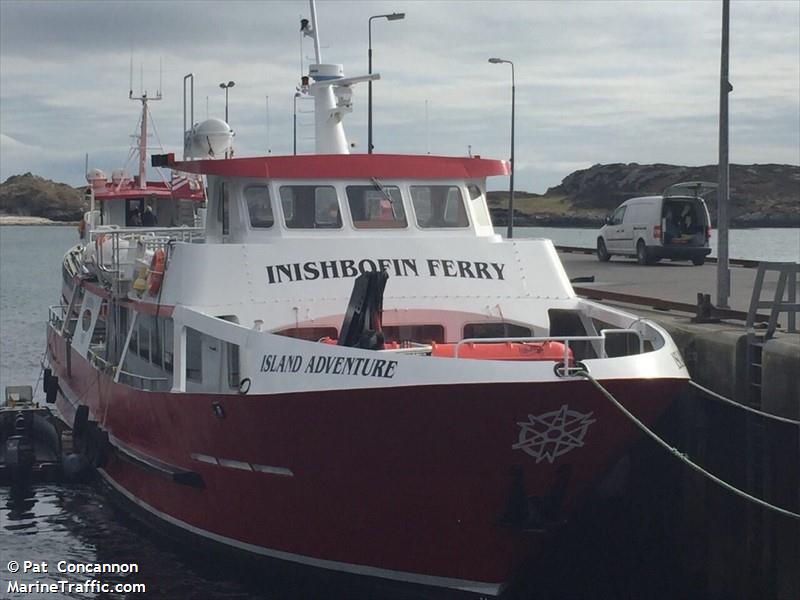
top-left (1, 0), bottom-right (798, 193)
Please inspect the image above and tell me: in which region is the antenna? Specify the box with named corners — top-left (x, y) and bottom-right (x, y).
top-left (85, 153), bottom-right (89, 175)
top-left (158, 58), bottom-right (163, 97)
top-left (308, 0), bottom-right (322, 64)
top-left (266, 95), bottom-right (271, 154)
top-left (425, 99), bottom-right (430, 154)
top-left (140, 62), bottom-right (143, 95)
top-left (182, 73), bottom-right (194, 160)
top-left (129, 53), bottom-right (133, 98)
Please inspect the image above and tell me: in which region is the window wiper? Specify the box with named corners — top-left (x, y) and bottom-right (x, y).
top-left (371, 177), bottom-right (394, 203)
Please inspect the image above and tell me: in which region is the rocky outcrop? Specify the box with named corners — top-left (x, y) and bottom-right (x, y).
top-left (490, 163), bottom-right (799, 228)
top-left (0, 173), bottom-right (84, 222)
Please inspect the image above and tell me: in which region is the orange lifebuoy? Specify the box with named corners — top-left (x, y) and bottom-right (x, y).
top-left (147, 249), bottom-right (166, 296)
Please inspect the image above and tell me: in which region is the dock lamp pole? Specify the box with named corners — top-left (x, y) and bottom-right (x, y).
top-left (489, 57), bottom-right (515, 239)
top-left (219, 81), bottom-right (235, 123)
top-left (717, 0), bottom-right (732, 308)
top-left (368, 12), bottom-right (405, 154)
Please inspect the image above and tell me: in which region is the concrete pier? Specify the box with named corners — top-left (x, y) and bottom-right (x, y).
top-left (557, 251), bottom-right (800, 600)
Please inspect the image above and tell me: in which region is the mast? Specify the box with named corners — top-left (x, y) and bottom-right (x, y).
top-left (139, 95), bottom-right (148, 189)
top-left (130, 73), bottom-right (162, 187)
top-left (303, 0), bottom-right (378, 155)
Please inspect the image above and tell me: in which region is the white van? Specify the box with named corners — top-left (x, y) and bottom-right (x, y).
top-left (597, 182), bottom-right (713, 265)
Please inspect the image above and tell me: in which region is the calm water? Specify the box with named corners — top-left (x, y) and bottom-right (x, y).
top-left (0, 225), bottom-right (797, 599)
top-left (503, 227), bottom-right (800, 263)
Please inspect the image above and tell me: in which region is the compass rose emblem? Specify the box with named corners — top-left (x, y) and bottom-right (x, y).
top-left (512, 405), bottom-right (596, 463)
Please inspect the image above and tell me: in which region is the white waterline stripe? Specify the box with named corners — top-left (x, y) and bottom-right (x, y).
top-left (251, 464), bottom-right (294, 477)
top-left (190, 453), bottom-right (218, 465)
top-left (97, 468), bottom-right (504, 596)
top-left (218, 458), bottom-right (253, 471)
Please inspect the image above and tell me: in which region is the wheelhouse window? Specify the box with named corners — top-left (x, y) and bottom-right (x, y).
top-left (280, 185), bottom-right (341, 229)
top-left (467, 184), bottom-right (491, 227)
top-left (410, 185), bottom-right (469, 228)
top-left (245, 186), bottom-right (274, 228)
top-left (346, 185), bottom-right (407, 229)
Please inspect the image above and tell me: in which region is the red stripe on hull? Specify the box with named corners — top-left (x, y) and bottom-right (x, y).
top-left (47, 328), bottom-right (683, 590)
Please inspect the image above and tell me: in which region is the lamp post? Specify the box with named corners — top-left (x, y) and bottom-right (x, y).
top-left (489, 58), bottom-right (515, 239)
top-left (368, 12), bottom-right (405, 154)
top-left (219, 80), bottom-right (235, 123)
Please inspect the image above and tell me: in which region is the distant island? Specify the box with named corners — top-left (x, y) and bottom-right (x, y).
top-left (0, 173), bottom-right (84, 224)
top-left (488, 163), bottom-right (799, 228)
top-left (1, 164), bottom-right (798, 228)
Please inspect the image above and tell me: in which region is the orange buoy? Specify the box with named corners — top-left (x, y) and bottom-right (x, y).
top-left (147, 249), bottom-right (167, 296)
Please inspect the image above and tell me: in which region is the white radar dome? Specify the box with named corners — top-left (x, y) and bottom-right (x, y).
top-left (189, 118), bottom-right (234, 159)
top-left (86, 168), bottom-right (107, 190)
top-left (111, 169), bottom-right (128, 184)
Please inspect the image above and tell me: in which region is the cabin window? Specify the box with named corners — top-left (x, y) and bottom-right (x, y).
top-left (129, 318), bottom-right (139, 354)
top-left (186, 327), bottom-right (203, 382)
top-left (346, 185), bottom-right (407, 229)
top-left (161, 318), bottom-right (174, 373)
top-left (383, 325), bottom-right (444, 344)
top-left (218, 182), bottom-right (230, 235)
top-left (274, 327), bottom-right (339, 342)
top-left (280, 185), bottom-right (341, 229)
top-left (410, 185), bottom-right (469, 228)
top-left (463, 323), bottom-right (532, 339)
top-left (467, 184), bottom-right (491, 227)
top-left (226, 343), bottom-right (240, 389)
top-left (245, 186), bottom-right (274, 228)
top-left (137, 314), bottom-right (152, 362)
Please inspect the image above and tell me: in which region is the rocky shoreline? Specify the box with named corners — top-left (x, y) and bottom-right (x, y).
top-left (0, 215), bottom-right (77, 226)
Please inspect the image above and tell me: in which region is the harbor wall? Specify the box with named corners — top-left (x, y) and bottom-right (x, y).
top-left (646, 317), bottom-right (799, 600)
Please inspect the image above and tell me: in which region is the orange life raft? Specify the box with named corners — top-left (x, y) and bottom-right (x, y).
top-left (430, 340), bottom-right (572, 362)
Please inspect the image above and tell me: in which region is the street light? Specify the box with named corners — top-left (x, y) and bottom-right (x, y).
top-left (368, 12), bottom-right (405, 154)
top-left (219, 81), bottom-right (235, 123)
top-left (489, 58), bottom-right (515, 239)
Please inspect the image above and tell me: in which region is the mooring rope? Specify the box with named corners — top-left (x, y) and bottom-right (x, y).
top-left (688, 380), bottom-right (800, 426)
top-left (575, 370), bottom-right (800, 521)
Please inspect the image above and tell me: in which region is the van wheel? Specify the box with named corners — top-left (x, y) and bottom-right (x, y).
top-left (597, 238), bottom-right (611, 262)
top-left (636, 240), bottom-right (650, 265)
top-left (692, 256), bottom-right (705, 266)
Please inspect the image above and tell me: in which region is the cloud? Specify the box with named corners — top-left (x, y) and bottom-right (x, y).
top-left (1, 0), bottom-right (797, 192)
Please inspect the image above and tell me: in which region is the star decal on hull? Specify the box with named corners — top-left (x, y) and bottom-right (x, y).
top-left (512, 405), bottom-right (596, 463)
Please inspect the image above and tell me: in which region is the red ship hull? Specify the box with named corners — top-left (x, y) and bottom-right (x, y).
top-left (47, 328), bottom-right (681, 594)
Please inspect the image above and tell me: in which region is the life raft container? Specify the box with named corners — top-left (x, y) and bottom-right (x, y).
top-left (147, 249), bottom-right (166, 296)
top-left (431, 340), bottom-right (573, 362)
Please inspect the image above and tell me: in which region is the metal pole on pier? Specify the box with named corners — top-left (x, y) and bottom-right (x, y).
top-left (717, 0), bottom-right (732, 308)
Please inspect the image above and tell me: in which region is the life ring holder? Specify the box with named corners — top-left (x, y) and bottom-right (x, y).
top-left (147, 249), bottom-right (167, 296)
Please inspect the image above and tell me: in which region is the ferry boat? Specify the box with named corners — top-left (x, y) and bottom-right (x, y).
top-left (45, 2), bottom-right (689, 596)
